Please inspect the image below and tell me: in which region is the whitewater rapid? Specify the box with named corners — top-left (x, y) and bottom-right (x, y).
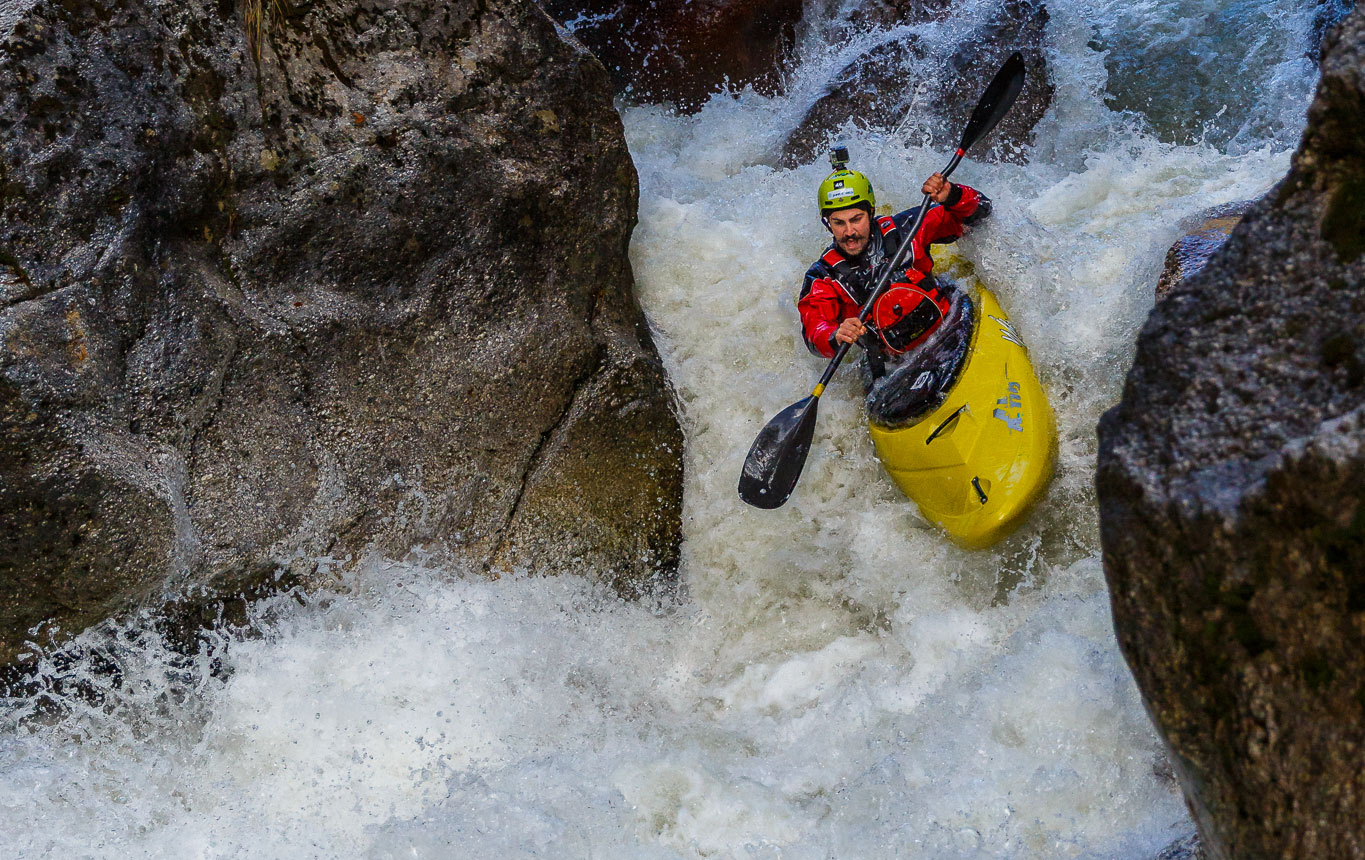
top-left (0, 0), bottom-right (1324, 855)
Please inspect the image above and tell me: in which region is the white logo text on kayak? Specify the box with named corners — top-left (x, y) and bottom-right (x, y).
top-left (990, 314), bottom-right (1024, 347)
top-left (993, 381), bottom-right (1023, 432)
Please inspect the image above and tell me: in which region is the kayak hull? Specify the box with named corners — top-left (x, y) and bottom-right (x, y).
top-left (868, 286), bottom-right (1056, 549)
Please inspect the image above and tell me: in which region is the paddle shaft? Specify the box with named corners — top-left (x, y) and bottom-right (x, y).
top-left (809, 147), bottom-right (966, 399)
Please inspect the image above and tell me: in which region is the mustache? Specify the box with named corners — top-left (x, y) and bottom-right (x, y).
top-left (839, 233), bottom-right (866, 244)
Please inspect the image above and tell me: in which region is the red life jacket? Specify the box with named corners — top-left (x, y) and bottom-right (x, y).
top-left (811, 216), bottom-right (952, 355)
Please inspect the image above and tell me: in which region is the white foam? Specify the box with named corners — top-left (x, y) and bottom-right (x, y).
top-left (0, 0), bottom-right (1318, 854)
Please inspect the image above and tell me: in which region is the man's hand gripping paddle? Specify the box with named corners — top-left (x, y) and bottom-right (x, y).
top-left (738, 52), bottom-right (1026, 509)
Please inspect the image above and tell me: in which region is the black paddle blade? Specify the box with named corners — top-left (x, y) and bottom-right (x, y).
top-left (738, 396), bottom-right (820, 509)
top-left (959, 52), bottom-right (1027, 154)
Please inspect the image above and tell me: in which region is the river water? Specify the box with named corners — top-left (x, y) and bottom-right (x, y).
top-left (0, 0), bottom-right (1328, 856)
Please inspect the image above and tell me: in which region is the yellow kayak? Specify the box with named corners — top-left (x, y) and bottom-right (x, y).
top-left (866, 279), bottom-right (1056, 549)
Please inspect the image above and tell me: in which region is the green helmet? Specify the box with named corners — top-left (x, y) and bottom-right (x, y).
top-left (817, 146), bottom-right (875, 217)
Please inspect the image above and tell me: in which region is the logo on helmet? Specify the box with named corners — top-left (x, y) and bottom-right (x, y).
top-left (817, 146), bottom-right (876, 216)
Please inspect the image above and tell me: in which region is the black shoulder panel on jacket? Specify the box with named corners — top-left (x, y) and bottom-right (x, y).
top-left (799, 259), bottom-right (827, 301)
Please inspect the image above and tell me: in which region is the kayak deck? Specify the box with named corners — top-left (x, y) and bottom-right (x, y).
top-left (867, 284), bottom-right (1056, 549)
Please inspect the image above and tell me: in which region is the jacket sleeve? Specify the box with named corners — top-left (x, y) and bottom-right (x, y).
top-left (798, 275), bottom-right (844, 358)
top-left (919, 183), bottom-right (986, 245)
top-left (957, 183), bottom-right (992, 225)
top-left (942, 182), bottom-right (986, 222)
top-left (901, 183), bottom-right (990, 277)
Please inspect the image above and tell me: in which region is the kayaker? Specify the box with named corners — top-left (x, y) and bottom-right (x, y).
top-left (798, 147), bottom-right (990, 373)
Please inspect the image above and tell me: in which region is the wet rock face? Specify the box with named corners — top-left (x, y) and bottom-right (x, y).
top-left (1155, 202), bottom-right (1254, 300)
top-left (840, 0), bottom-right (955, 33)
top-left (780, 0), bottom-right (1052, 167)
top-left (539, 0), bottom-right (805, 112)
top-left (0, 0), bottom-right (684, 665)
top-left (1153, 834), bottom-right (1204, 860)
top-left (1097, 7), bottom-right (1365, 860)
top-left (1309, 0), bottom-right (1354, 62)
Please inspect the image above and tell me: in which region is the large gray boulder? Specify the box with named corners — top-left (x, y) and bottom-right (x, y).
top-left (538, 0), bottom-right (805, 112)
top-left (1097, 7), bottom-right (1365, 860)
top-left (780, 0), bottom-right (1052, 167)
top-left (0, 0), bottom-right (684, 666)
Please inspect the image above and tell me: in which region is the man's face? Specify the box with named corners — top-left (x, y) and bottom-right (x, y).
top-left (826, 207), bottom-right (871, 257)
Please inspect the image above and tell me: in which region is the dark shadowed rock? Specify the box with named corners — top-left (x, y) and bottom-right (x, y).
top-left (1155, 201), bottom-right (1254, 300)
top-left (839, 0), bottom-right (954, 34)
top-left (780, 0), bottom-right (1052, 167)
top-left (0, 0), bottom-right (684, 666)
top-left (539, 0), bottom-right (805, 112)
top-left (1097, 7), bottom-right (1365, 860)
top-left (1311, 0), bottom-right (1356, 61)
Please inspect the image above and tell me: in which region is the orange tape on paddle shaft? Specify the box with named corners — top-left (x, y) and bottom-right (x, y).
top-left (812, 383), bottom-right (826, 397)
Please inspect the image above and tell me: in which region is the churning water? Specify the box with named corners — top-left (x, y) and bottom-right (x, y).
top-left (0, 0), bottom-right (1329, 855)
